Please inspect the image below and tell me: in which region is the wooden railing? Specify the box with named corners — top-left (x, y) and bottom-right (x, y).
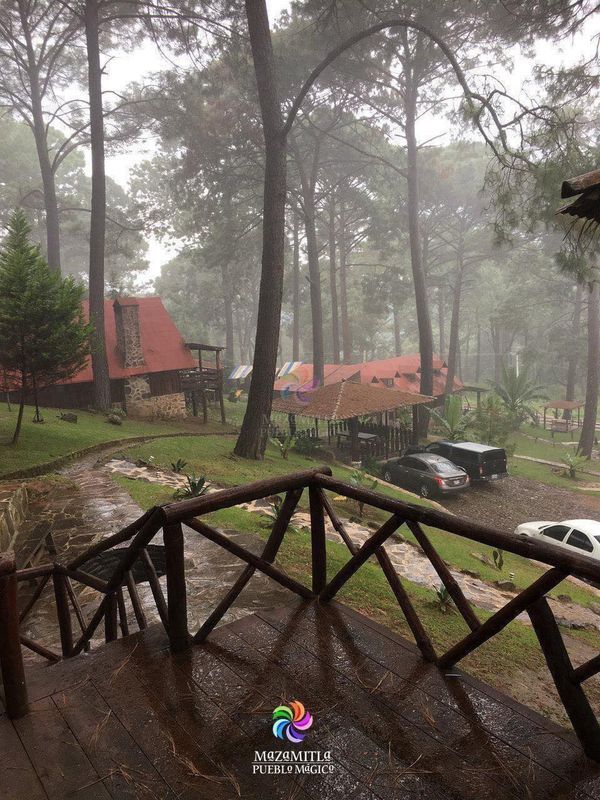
top-left (1, 467), bottom-right (599, 761)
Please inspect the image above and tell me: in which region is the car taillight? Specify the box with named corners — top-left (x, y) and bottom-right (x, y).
top-left (479, 465), bottom-right (483, 476)
top-left (436, 477), bottom-right (444, 487)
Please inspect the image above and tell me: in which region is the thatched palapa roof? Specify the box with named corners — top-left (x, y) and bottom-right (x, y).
top-left (272, 380), bottom-right (432, 421)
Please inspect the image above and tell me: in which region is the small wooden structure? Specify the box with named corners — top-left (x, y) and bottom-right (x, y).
top-left (272, 380), bottom-right (432, 461)
top-left (559, 168), bottom-right (600, 231)
top-left (543, 400), bottom-right (584, 433)
top-left (460, 384), bottom-right (488, 410)
top-left (181, 343), bottom-right (226, 423)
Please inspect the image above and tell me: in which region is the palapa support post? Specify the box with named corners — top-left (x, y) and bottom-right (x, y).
top-left (348, 416), bottom-right (360, 462)
top-left (53, 570), bottom-right (73, 657)
top-left (164, 522), bottom-right (189, 652)
top-left (0, 554), bottom-right (28, 718)
top-left (528, 597), bottom-right (600, 761)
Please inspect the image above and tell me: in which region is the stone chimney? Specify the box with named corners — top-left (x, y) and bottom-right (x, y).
top-left (113, 298), bottom-right (145, 368)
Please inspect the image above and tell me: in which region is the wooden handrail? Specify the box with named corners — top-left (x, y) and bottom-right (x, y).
top-left (4, 467), bottom-right (599, 761)
top-left (317, 475), bottom-right (600, 585)
top-left (161, 466), bottom-right (332, 523)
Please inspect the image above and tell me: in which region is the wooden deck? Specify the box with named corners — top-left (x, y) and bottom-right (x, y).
top-left (3, 598), bottom-right (600, 800)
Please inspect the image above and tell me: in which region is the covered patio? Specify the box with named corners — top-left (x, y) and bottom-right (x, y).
top-left (543, 400), bottom-right (585, 434)
top-left (271, 379), bottom-right (432, 461)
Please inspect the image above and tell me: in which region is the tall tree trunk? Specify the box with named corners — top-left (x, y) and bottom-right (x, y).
top-left (221, 263), bottom-right (235, 367)
top-left (338, 193), bottom-right (353, 363)
top-left (564, 282), bottom-right (583, 418)
top-left (444, 249), bottom-right (465, 396)
top-left (12, 370), bottom-right (26, 445)
top-left (85, 0), bottom-right (111, 410)
top-left (393, 303), bottom-right (402, 356)
top-left (438, 285), bottom-right (445, 358)
top-left (328, 192), bottom-right (341, 364)
top-left (18, 0), bottom-right (61, 272)
top-left (578, 279), bottom-right (599, 458)
top-left (475, 323), bottom-right (481, 382)
top-left (292, 207), bottom-right (301, 361)
top-left (295, 144), bottom-right (324, 387)
top-left (235, 0), bottom-right (286, 459)
top-left (405, 74), bottom-right (433, 430)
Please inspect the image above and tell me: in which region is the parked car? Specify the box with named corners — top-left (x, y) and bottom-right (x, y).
top-left (381, 453), bottom-right (470, 498)
top-left (408, 441), bottom-right (508, 482)
top-left (514, 519), bottom-right (600, 562)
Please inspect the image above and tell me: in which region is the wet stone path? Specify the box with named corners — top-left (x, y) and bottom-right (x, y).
top-left (17, 454), bottom-right (289, 657)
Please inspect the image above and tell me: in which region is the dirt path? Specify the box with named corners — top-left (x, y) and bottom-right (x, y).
top-left (438, 474), bottom-right (600, 532)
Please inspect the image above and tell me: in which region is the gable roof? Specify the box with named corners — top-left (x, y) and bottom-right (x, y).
top-left (274, 354), bottom-right (462, 397)
top-left (272, 380), bottom-right (432, 421)
top-left (62, 297), bottom-right (196, 384)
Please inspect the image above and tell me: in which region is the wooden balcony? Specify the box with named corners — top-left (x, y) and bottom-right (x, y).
top-left (1, 468), bottom-right (600, 798)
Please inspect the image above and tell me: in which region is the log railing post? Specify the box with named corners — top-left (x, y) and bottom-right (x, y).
top-left (528, 598), bottom-right (600, 761)
top-left (309, 485), bottom-right (327, 593)
top-left (164, 522), bottom-right (189, 652)
top-left (0, 554), bottom-right (29, 718)
top-left (104, 592), bottom-right (118, 643)
top-left (53, 570), bottom-right (73, 658)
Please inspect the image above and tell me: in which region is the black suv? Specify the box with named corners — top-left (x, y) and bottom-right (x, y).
top-left (382, 453), bottom-right (470, 498)
top-left (412, 441), bottom-right (508, 481)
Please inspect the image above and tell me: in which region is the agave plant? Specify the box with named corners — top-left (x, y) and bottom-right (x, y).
top-left (492, 363), bottom-right (547, 425)
top-left (434, 585), bottom-right (453, 613)
top-left (173, 473), bottom-right (209, 499)
top-left (560, 452), bottom-right (587, 479)
top-left (427, 395), bottom-right (470, 441)
top-left (171, 458), bottom-right (188, 474)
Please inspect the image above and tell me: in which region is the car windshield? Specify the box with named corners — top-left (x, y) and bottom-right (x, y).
top-left (432, 462), bottom-right (458, 475)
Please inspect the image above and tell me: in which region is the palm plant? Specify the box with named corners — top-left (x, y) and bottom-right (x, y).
top-left (492, 363), bottom-right (547, 425)
top-left (427, 395), bottom-right (470, 441)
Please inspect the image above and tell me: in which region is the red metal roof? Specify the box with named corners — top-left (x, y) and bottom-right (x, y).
top-left (274, 355), bottom-right (462, 397)
top-left (61, 297), bottom-right (196, 384)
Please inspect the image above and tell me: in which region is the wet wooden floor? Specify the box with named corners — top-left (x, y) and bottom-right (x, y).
top-left (2, 598), bottom-right (600, 799)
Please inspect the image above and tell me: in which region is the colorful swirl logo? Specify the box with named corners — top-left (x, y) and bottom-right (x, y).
top-left (272, 701), bottom-right (313, 743)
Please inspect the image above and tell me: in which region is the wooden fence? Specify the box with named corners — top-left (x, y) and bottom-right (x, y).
top-left (270, 418), bottom-right (412, 459)
top-left (1, 468), bottom-right (599, 760)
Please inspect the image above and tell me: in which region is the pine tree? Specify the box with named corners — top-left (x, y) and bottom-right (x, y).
top-left (0, 209), bottom-right (92, 444)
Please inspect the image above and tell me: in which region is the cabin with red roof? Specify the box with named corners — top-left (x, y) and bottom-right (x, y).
top-left (31, 297), bottom-right (197, 418)
top-left (273, 355), bottom-right (462, 398)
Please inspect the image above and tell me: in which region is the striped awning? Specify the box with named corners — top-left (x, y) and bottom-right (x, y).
top-left (278, 361), bottom-right (303, 377)
top-left (229, 365), bottom-right (253, 380)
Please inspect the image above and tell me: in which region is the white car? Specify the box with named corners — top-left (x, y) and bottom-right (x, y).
top-left (514, 519), bottom-right (600, 562)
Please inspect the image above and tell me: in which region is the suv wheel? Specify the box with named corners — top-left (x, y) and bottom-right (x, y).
top-left (384, 470), bottom-right (392, 483)
top-left (420, 484), bottom-right (430, 498)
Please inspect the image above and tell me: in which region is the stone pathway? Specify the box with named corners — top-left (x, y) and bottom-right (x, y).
top-left (17, 454), bottom-right (288, 658)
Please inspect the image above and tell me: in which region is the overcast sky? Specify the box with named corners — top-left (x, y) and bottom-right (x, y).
top-left (98, 3), bottom-right (596, 281)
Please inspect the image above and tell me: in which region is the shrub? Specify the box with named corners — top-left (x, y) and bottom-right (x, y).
top-left (173, 473), bottom-right (209, 499)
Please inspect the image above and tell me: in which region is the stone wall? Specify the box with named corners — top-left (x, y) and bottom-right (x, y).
top-left (124, 375), bottom-right (187, 419)
top-left (0, 483), bottom-right (29, 552)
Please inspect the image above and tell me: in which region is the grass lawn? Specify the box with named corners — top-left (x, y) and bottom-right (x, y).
top-left (507, 429), bottom-right (600, 491)
top-left (113, 434), bottom-right (600, 610)
top-left (0, 403), bottom-right (235, 477)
